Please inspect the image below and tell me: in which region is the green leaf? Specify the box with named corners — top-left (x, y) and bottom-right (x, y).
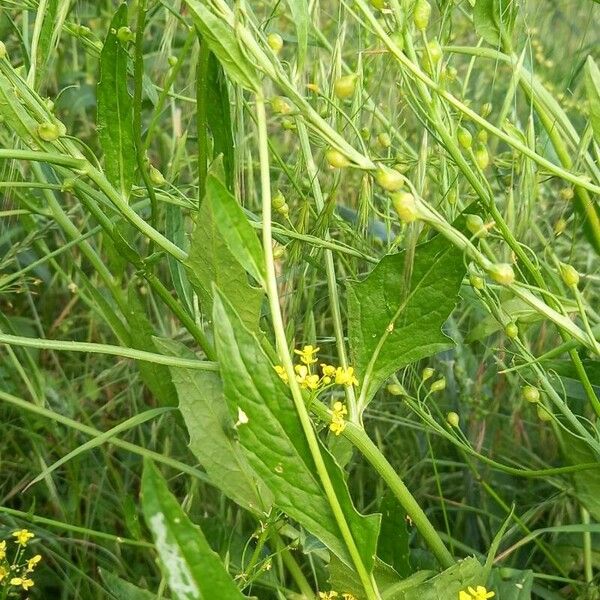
top-left (166, 204), bottom-right (194, 316)
top-left (125, 288), bottom-right (178, 406)
top-left (183, 0), bottom-right (259, 91)
top-left (186, 174), bottom-right (263, 330)
top-left (141, 460), bottom-right (246, 600)
top-left (473, 0), bottom-right (517, 47)
top-left (153, 337), bottom-right (271, 514)
top-left (347, 233), bottom-right (465, 406)
top-left (284, 0), bottom-right (309, 70)
top-left (487, 568), bottom-right (533, 600)
top-left (212, 291), bottom-right (380, 570)
top-left (584, 56), bottom-right (600, 143)
top-left (100, 569), bottom-right (156, 600)
top-left (97, 3), bottom-right (136, 199)
top-left (205, 173), bottom-right (266, 289)
top-left (378, 492), bottom-right (411, 577)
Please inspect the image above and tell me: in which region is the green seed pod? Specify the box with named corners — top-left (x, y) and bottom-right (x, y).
top-left (272, 190), bottom-right (286, 210)
top-left (37, 122), bottom-right (61, 141)
top-left (271, 96), bottom-right (293, 115)
top-left (325, 149), bottom-right (351, 169)
top-left (378, 132), bottom-right (392, 148)
top-left (474, 143), bottom-right (489, 170)
top-left (267, 32), bottom-right (283, 54)
top-left (446, 411), bottom-right (460, 428)
top-left (522, 385), bottom-right (540, 403)
top-left (505, 322), bottom-right (519, 339)
top-left (465, 214), bottom-right (487, 238)
top-left (447, 186), bottom-right (458, 204)
top-left (477, 130), bottom-right (488, 144)
top-left (168, 56), bottom-right (178, 68)
top-left (45, 98), bottom-right (55, 112)
top-left (446, 66), bottom-right (458, 81)
top-left (0, 41), bottom-right (7, 60)
top-left (282, 119), bottom-right (296, 131)
top-left (375, 165), bottom-right (405, 191)
top-left (149, 165), bottom-right (165, 186)
top-left (430, 377), bottom-right (446, 392)
top-left (360, 127), bottom-right (371, 141)
top-left (560, 263), bottom-right (579, 287)
top-left (559, 187), bottom-right (574, 201)
top-left (387, 383), bottom-right (405, 396)
top-left (334, 74), bottom-right (358, 100)
top-left (370, 0), bottom-right (386, 9)
top-left (480, 102), bottom-right (492, 118)
top-left (413, 0), bottom-right (432, 30)
top-left (537, 405), bottom-right (552, 422)
top-left (391, 191), bottom-right (419, 223)
top-left (278, 203), bottom-right (290, 217)
top-left (469, 273), bottom-right (485, 290)
top-left (117, 26), bottom-right (134, 43)
top-left (427, 39), bottom-right (443, 66)
top-left (457, 126), bottom-right (472, 149)
top-left (554, 218), bottom-right (567, 235)
top-left (272, 243), bottom-right (286, 260)
top-left (488, 263), bottom-right (515, 286)
top-left (422, 367), bottom-right (434, 381)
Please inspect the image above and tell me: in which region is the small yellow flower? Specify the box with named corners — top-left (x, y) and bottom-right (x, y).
top-left (318, 592), bottom-right (339, 599)
top-left (294, 344), bottom-right (320, 365)
top-left (10, 577), bottom-right (35, 590)
top-left (295, 365), bottom-right (320, 390)
top-left (334, 366), bottom-right (359, 386)
top-left (12, 529), bottom-right (34, 546)
top-left (274, 365), bottom-right (288, 383)
top-left (321, 364), bottom-right (336, 377)
top-left (0, 540), bottom-right (6, 560)
top-left (26, 554), bottom-right (42, 572)
top-left (459, 586), bottom-right (495, 600)
top-left (342, 594), bottom-right (358, 600)
top-left (329, 401), bottom-right (348, 436)
top-left (0, 565), bottom-right (8, 582)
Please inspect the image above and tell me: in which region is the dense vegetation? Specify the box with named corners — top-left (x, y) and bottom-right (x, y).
top-left (0, 0), bottom-right (599, 598)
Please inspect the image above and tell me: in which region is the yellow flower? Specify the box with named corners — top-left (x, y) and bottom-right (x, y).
top-left (12, 529), bottom-right (34, 546)
top-left (26, 554), bottom-right (42, 572)
top-left (329, 401), bottom-right (348, 436)
top-left (10, 577), bottom-right (35, 590)
top-left (294, 344), bottom-right (320, 365)
top-left (274, 365), bottom-right (288, 383)
top-left (295, 365), bottom-right (320, 390)
top-left (0, 565), bottom-right (8, 582)
top-left (459, 586), bottom-right (495, 600)
top-left (0, 540), bottom-right (6, 560)
top-left (342, 594), bottom-right (358, 600)
top-left (321, 364), bottom-right (336, 377)
top-left (318, 592), bottom-right (338, 599)
top-left (335, 366), bottom-right (359, 386)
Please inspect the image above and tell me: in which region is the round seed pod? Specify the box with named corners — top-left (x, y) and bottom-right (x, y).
top-left (375, 165), bottom-right (405, 191)
top-left (480, 102), bottom-right (493, 118)
top-left (560, 263), bottom-right (579, 287)
top-left (522, 385), bottom-right (540, 403)
top-left (469, 274), bottom-right (485, 290)
top-left (387, 383), bottom-right (405, 396)
top-left (117, 26), bottom-right (134, 43)
top-left (413, 0), bottom-right (432, 30)
top-left (149, 165), bottom-right (165, 186)
top-left (391, 191), bottom-right (419, 223)
top-left (505, 322), bottom-right (519, 339)
top-left (447, 411), bottom-right (460, 428)
top-left (37, 122), bottom-right (61, 141)
top-left (325, 149), bottom-right (351, 169)
top-left (457, 126), bottom-right (472, 149)
top-left (378, 132), bottom-right (392, 148)
top-left (537, 405), bottom-right (552, 422)
top-left (267, 32), bottom-right (283, 54)
top-left (466, 214), bottom-right (488, 238)
top-left (272, 190), bottom-right (286, 210)
top-left (430, 377), bottom-right (446, 392)
top-left (271, 96), bottom-right (293, 115)
top-left (474, 143), bottom-right (489, 170)
top-left (488, 263), bottom-right (515, 286)
top-left (422, 367), bottom-right (434, 381)
top-left (334, 74), bottom-right (358, 100)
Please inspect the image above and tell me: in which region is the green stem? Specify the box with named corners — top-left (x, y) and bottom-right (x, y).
top-left (255, 94), bottom-right (380, 600)
top-left (196, 35), bottom-right (210, 205)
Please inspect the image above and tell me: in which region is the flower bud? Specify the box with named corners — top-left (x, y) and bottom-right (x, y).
top-left (488, 263), bottom-right (515, 286)
top-left (272, 190), bottom-right (286, 210)
top-left (413, 0), bottom-right (432, 30)
top-left (267, 32), bottom-right (283, 54)
top-left (465, 214), bottom-right (487, 238)
top-left (149, 165), bottom-right (165, 186)
top-left (522, 385), bottom-right (540, 403)
top-left (505, 322), bottom-right (519, 339)
top-left (422, 367), bottom-right (434, 381)
top-left (387, 383), bottom-right (405, 396)
top-left (375, 165), bottom-right (405, 191)
top-left (378, 132), bottom-right (391, 148)
top-left (457, 126), bottom-right (472, 149)
top-left (391, 191), bottom-right (419, 223)
top-left (559, 187), bottom-right (574, 201)
top-left (430, 377), bottom-right (446, 392)
top-left (480, 102), bottom-right (492, 118)
top-left (474, 143), bottom-right (489, 170)
top-left (271, 96), bottom-right (293, 115)
top-left (447, 411), bottom-right (460, 428)
top-left (334, 74), bottom-right (358, 100)
top-left (559, 263), bottom-right (579, 287)
top-left (325, 149), bottom-right (351, 169)
top-left (117, 26), bottom-right (134, 43)
top-left (469, 273), bottom-right (484, 290)
top-left (37, 122), bottom-right (61, 141)
top-left (0, 41), bottom-right (7, 60)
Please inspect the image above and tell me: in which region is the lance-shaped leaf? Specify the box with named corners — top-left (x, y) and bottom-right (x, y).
top-left (186, 172), bottom-right (263, 330)
top-left (97, 3), bottom-right (135, 199)
top-left (473, 0), bottom-right (517, 47)
top-left (284, 0), bottom-right (309, 70)
top-left (584, 56), bottom-right (600, 143)
top-left (141, 460), bottom-right (246, 600)
top-left (348, 233), bottom-right (465, 407)
top-left (184, 0), bottom-right (259, 91)
top-left (154, 337), bottom-right (271, 514)
top-left (212, 291), bottom-right (380, 571)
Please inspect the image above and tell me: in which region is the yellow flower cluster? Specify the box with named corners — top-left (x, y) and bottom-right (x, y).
top-left (318, 591), bottom-right (357, 600)
top-left (329, 401), bottom-right (348, 436)
top-left (459, 586), bottom-right (495, 600)
top-left (0, 529), bottom-right (41, 592)
top-left (274, 346), bottom-right (359, 392)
